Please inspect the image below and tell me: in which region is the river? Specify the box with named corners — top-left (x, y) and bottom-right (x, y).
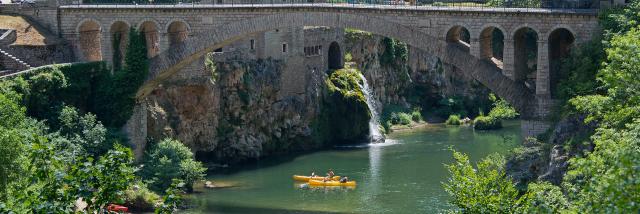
top-left (185, 120), bottom-right (521, 213)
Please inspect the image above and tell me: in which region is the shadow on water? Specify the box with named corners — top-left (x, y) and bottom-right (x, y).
top-left (192, 202), bottom-right (351, 214)
top-left (203, 143), bottom-right (371, 176)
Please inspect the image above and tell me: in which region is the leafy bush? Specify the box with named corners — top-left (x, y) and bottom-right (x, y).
top-left (487, 94), bottom-right (519, 120)
top-left (124, 182), bottom-right (160, 212)
top-left (473, 116), bottom-right (502, 130)
top-left (443, 151), bottom-right (523, 213)
top-left (411, 109), bottom-right (423, 122)
top-left (141, 138), bottom-right (207, 193)
top-left (57, 106), bottom-right (110, 156)
top-left (445, 115), bottom-right (461, 125)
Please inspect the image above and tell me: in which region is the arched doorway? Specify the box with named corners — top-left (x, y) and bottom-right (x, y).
top-left (548, 28), bottom-right (575, 98)
top-left (479, 26), bottom-right (504, 61)
top-left (110, 21), bottom-right (129, 70)
top-left (328, 41), bottom-right (343, 70)
top-left (446, 25), bottom-right (471, 51)
top-left (140, 21), bottom-right (160, 58)
top-left (513, 27), bottom-right (538, 90)
top-left (78, 20), bottom-right (102, 61)
top-left (167, 21), bottom-right (189, 47)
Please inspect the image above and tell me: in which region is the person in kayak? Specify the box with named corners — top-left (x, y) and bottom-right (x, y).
top-left (327, 169), bottom-right (335, 178)
top-left (339, 176), bottom-right (349, 183)
top-left (311, 171), bottom-right (316, 177)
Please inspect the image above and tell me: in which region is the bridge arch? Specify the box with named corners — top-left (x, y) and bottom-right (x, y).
top-left (139, 20), bottom-right (161, 57)
top-left (166, 20), bottom-right (190, 47)
top-left (109, 20), bottom-right (130, 69)
top-left (479, 25), bottom-right (505, 61)
top-left (445, 25), bottom-right (471, 51)
top-left (512, 26), bottom-right (539, 90)
top-left (548, 27), bottom-right (575, 98)
top-left (76, 19), bottom-right (102, 62)
top-left (139, 12), bottom-right (538, 117)
top-left (328, 41), bottom-right (343, 70)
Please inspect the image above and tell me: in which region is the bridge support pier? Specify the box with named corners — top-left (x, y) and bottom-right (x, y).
top-left (502, 38), bottom-right (515, 80)
top-left (536, 39), bottom-right (550, 96)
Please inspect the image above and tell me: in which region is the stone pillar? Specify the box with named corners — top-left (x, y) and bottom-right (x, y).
top-left (159, 32), bottom-right (170, 53)
top-left (479, 34), bottom-right (493, 59)
top-left (536, 39), bottom-right (550, 97)
top-left (123, 102), bottom-right (148, 161)
top-left (469, 38), bottom-right (481, 58)
top-left (101, 30), bottom-right (113, 69)
top-left (521, 119), bottom-right (551, 139)
top-left (502, 38), bottom-right (515, 80)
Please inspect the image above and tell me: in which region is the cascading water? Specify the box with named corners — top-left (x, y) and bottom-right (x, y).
top-left (357, 73), bottom-right (385, 143)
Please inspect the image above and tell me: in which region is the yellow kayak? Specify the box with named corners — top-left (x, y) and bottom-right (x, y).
top-left (308, 179), bottom-right (357, 187)
top-left (293, 175), bottom-right (340, 182)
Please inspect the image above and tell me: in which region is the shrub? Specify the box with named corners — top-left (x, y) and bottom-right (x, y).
top-left (487, 94), bottom-right (519, 120)
top-left (446, 115), bottom-right (461, 125)
top-left (473, 116), bottom-right (502, 130)
top-left (411, 109), bottom-right (422, 122)
top-left (124, 182), bottom-right (160, 212)
top-left (141, 138), bottom-right (207, 193)
top-left (397, 113), bottom-right (412, 125)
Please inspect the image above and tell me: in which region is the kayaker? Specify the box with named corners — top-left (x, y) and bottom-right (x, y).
top-left (311, 171), bottom-right (316, 177)
top-left (327, 169), bottom-right (335, 178)
top-left (339, 176), bottom-right (349, 183)
top-left (323, 173), bottom-right (331, 182)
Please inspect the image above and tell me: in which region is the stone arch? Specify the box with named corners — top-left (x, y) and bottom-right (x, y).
top-left (167, 20), bottom-right (189, 47)
top-left (328, 41), bottom-right (343, 70)
top-left (548, 28), bottom-right (575, 98)
top-left (446, 25), bottom-right (471, 51)
top-left (139, 13), bottom-right (538, 117)
top-left (479, 25), bottom-right (505, 61)
top-left (139, 20), bottom-right (160, 57)
top-left (110, 20), bottom-right (130, 69)
top-left (513, 27), bottom-right (539, 90)
top-left (77, 19), bottom-right (102, 61)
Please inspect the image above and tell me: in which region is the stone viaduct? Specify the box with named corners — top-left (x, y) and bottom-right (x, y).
top-left (51, 4), bottom-right (599, 136)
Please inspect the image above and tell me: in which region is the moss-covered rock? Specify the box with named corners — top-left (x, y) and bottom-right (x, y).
top-left (317, 68), bottom-right (371, 143)
top-left (473, 116), bottom-right (502, 130)
top-left (446, 115), bottom-right (462, 125)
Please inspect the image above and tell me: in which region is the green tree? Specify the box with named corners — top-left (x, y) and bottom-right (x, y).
top-left (443, 151), bottom-right (524, 213)
top-left (141, 138), bottom-right (206, 193)
top-left (58, 105), bottom-right (109, 156)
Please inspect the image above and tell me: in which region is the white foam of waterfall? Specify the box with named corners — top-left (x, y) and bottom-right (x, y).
top-left (357, 73), bottom-right (385, 143)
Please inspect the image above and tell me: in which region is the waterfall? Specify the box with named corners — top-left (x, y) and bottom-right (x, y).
top-left (357, 73), bottom-right (385, 143)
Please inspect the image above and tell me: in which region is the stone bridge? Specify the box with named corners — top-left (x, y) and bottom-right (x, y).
top-left (57, 4), bottom-right (599, 135)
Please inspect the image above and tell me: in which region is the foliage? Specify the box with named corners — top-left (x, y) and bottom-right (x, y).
top-left (521, 182), bottom-right (570, 213)
top-left (124, 182), bottom-right (161, 212)
top-left (93, 27), bottom-right (148, 127)
top-left (446, 115), bottom-right (461, 125)
top-left (155, 179), bottom-right (184, 214)
top-left (554, 39), bottom-right (604, 101)
top-left (473, 116), bottom-right (502, 130)
top-left (443, 151), bottom-right (525, 213)
top-left (390, 112), bottom-right (412, 125)
top-left (487, 94), bottom-right (519, 120)
top-left (379, 37), bottom-right (408, 66)
top-left (486, 0), bottom-right (541, 8)
top-left (57, 106), bottom-right (110, 156)
top-left (141, 138), bottom-right (207, 193)
top-left (410, 108), bottom-right (423, 122)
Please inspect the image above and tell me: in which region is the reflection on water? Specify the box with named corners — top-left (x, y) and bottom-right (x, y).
top-left (185, 121), bottom-right (521, 214)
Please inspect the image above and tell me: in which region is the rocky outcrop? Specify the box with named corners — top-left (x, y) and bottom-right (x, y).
top-left (344, 30), bottom-right (491, 120)
top-left (506, 114), bottom-right (597, 187)
top-left (144, 58), bottom-right (327, 164)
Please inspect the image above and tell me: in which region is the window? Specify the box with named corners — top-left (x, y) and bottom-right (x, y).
top-left (250, 39), bottom-right (255, 50)
top-left (304, 45), bottom-right (323, 57)
top-left (282, 43), bottom-right (287, 53)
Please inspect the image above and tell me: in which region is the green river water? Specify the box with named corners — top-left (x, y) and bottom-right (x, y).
top-left (185, 120), bottom-right (521, 213)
